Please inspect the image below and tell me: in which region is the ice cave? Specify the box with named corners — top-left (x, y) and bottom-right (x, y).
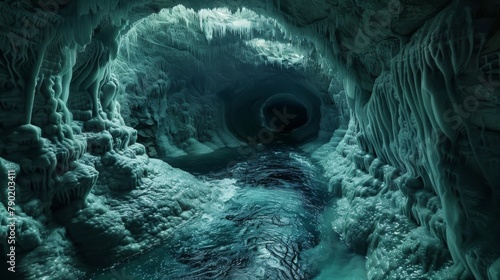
top-left (0, 0), bottom-right (499, 279)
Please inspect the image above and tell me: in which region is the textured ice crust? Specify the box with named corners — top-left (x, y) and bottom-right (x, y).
top-left (342, 4), bottom-right (500, 279)
top-left (2, 152), bottom-right (212, 279)
top-left (313, 123), bottom-right (459, 280)
top-left (64, 155), bottom-right (210, 263)
top-left (303, 1), bottom-right (499, 278)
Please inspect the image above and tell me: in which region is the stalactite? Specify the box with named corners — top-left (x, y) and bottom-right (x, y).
top-left (25, 40), bottom-right (48, 125)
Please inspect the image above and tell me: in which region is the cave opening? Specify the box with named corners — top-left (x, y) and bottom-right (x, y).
top-left (218, 73), bottom-right (325, 151)
top-left (260, 94), bottom-right (310, 133)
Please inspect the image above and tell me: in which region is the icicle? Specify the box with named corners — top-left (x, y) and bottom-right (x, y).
top-left (26, 37), bottom-right (50, 125)
top-left (199, 10), bottom-right (203, 30)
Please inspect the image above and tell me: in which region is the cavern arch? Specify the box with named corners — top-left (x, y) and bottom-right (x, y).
top-left (0, 0), bottom-right (499, 279)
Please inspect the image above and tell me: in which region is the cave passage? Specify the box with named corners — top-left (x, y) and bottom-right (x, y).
top-left (78, 5), bottom-right (345, 279)
top-left (86, 149), bottom-right (366, 280)
top-left (219, 74), bottom-right (324, 147)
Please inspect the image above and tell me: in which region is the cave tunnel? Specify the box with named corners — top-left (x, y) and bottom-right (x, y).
top-left (220, 73), bottom-right (324, 146)
top-left (1, 1), bottom-right (500, 280)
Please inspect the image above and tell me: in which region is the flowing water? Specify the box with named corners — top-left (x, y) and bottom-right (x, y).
top-left (87, 148), bottom-right (366, 280)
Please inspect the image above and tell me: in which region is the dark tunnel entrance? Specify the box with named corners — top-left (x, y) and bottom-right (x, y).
top-left (218, 72), bottom-right (323, 146)
top-left (260, 93), bottom-right (310, 133)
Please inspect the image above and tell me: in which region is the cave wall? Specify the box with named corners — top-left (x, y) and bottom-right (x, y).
top-left (0, 2), bottom-right (214, 278)
top-left (350, 5), bottom-right (500, 278)
top-left (337, 2), bottom-right (500, 279)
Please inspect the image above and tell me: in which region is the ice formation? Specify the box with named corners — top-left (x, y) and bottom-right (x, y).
top-left (0, 0), bottom-right (499, 279)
